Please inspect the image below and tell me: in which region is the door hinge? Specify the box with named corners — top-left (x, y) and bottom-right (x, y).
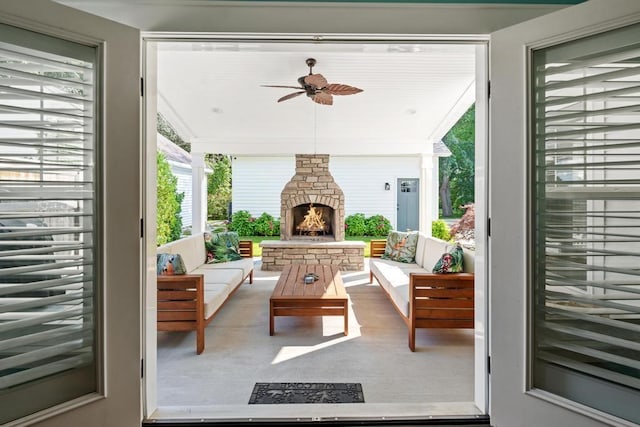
top-left (487, 355), bottom-right (491, 374)
top-left (140, 77), bottom-right (144, 97)
top-left (487, 217), bottom-right (491, 237)
top-left (141, 359), bottom-right (144, 378)
top-left (487, 80), bottom-right (491, 98)
top-left (140, 218), bottom-right (144, 239)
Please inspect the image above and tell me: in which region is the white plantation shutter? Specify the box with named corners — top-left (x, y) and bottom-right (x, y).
top-left (531, 22), bottom-right (640, 423)
top-left (0, 24), bottom-right (99, 422)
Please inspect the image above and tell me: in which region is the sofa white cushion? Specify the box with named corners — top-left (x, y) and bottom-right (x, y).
top-left (388, 283), bottom-right (409, 318)
top-left (414, 233), bottom-right (428, 269)
top-left (159, 235), bottom-right (206, 273)
top-left (462, 249), bottom-right (475, 273)
top-left (198, 258), bottom-right (254, 280)
top-left (203, 283), bottom-right (231, 318)
top-left (421, 237), bottom-right (451, 273)
top-left (370, 260), bottom-right (412, 293)
top-left (192, 268), bottom-right (243, 287)
top-left (370, 260), bottom-right (411, 317)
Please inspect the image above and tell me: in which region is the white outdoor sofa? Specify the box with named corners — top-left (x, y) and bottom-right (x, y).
top-left (369, 234), bottom-right (475, 351)
top-left (156, 234), bottom-right (254, 354)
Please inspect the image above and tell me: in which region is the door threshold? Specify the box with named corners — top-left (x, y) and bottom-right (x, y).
top-left (145, 402), bottom-right (489, 426)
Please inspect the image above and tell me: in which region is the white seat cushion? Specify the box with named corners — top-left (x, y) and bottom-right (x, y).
top-left (203, 283), bottom-right (231, 319)
top-left (192, 268), bottom-right (243, 287)
top-left (370, 260), bottom-right (409, 293)
top-left (388, 283), bottom-right (409, 318)
top-left (198, 258), bottom-right (254, 280)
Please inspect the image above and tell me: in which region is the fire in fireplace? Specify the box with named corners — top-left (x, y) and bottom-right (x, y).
top-left (293, 203), bottom-right (334, 237)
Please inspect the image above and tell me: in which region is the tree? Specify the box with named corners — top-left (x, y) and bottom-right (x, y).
top-left (207, 155), bottom-right (232, 220)
top-left (440, 105), bottom-right (475, 217)
top-left (157, 113), bottom-right (189, 152)
top-left (157, 152), bottom-right (184, 245)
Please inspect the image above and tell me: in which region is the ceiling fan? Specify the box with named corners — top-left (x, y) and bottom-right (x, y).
top-left (262, 58), bottom-right (363, 105)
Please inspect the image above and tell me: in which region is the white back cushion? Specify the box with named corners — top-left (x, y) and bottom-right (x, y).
top-left (421, 237), bottom-right (452, 272)
top-left (414, 233), bottom-right (428, 268)
top-left (158, 234), bottom-right (206, 273)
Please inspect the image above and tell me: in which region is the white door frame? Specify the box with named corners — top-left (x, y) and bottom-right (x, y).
top-left (142, 33), bottom-right (490, 420)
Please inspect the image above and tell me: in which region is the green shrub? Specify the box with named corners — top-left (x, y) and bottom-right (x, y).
top-left (207, 155), bottom-right (232, 220)
top-left (366, 214), bottom-right (392, 237)
top-left (432, 219), bottom-right (452, 241)
top-left (344, 213), bottom-right (367, 236)
top-left (227, 210), bottom-right (256, 236)
top-left (254, 213), bottom-right (280, 236)
top-left (156, 152), bottom-right (184, 245)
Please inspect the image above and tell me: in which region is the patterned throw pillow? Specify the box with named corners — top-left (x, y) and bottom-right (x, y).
top-left (432, 244), bottom-right (464, 273)
top-left (381, 231), bottom-right (419, 263)
top-left (157, 253), bottom-right (187, 275)
top-left (204, 231), bottom-right (243, 264)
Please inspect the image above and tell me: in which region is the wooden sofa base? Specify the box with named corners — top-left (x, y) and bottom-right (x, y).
top-left (157, 274), bottom-right (208, 355)
top-left (370, 269), bottom-right (474, 351)
top-left (369, 239), bottom-right (474, 351)
top-left (408, 273), bottom-right (474, 351)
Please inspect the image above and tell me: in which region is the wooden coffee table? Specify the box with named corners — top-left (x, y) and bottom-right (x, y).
top-left (270, 264), bottom-right (348, 336)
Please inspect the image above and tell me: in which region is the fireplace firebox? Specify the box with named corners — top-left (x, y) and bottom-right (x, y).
top-left (292, 203), bottom-right (334, 238)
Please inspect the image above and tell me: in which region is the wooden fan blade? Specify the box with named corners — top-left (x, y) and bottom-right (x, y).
top-left (262, 85), bottom-right (304, 89)
top-left (322, 84), bottom-right (363, 96)
top-left (312, 91), bottom-right (333, 105)
top-left (277, 91), bottom-right (305, 102)
top-left (304, 73), bottom-right (328, 89)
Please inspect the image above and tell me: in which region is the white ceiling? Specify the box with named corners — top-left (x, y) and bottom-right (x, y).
top-left (155, 41), bottom-right (477, 155)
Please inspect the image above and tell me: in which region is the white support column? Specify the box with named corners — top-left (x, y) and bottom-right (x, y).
top-left (433, 156), bottom-right (440, 220)
top-left (191, 152), bottom-right (207, 234)
top-left (420, 150), bottom-right (434, 236)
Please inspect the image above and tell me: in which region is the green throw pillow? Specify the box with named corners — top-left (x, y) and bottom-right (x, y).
top-left (432, 244), bottom-right (464, 273)
top-left (157, 253), bottom-right (187, 275)
top-left (381, 231), bottom-right (419, 263)
top-left (204, 231), bottom-right (243, 264)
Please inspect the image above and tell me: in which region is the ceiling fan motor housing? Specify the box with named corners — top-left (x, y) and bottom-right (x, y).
top-left (297, 75), bottom-right (321, 97)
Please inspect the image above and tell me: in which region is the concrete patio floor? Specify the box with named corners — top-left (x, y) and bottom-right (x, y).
top-left (152, 259), bottom-right (480, 422)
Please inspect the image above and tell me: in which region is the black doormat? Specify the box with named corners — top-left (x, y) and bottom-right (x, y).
top-left (249, 382), bottom-right (364, 404)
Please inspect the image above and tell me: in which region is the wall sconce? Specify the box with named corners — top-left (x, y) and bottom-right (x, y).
top-left (384, 182), bottom-right (391, 191)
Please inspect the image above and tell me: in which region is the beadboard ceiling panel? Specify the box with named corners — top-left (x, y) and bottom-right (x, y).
top-left (157, 41), bottom-right (477, 155)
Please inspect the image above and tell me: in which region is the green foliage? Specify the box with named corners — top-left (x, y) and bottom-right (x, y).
top-left (432, 219), bottom-right (452, 241)
top-left (253, 213), bottom-right (280, 236)
top-left (207, 155), bottom-right (232, 220)
top-left (157, 113), bottom-right (189, 152)
top-left (344, 213), bottom-right (367, 236)
top-left (365, 214), bottom-right (392, 237)
top-left (156, 152), bottom-right (184, 245)
top-left (440, 105), bottom-right (475, 217)
top-left (227, 210), bottom-right (256, 236)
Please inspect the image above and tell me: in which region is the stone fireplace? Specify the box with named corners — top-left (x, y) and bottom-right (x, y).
top-left (280, 154), bottom-right (345, 241)
top-left (260, 154), bottom-right (364, 271)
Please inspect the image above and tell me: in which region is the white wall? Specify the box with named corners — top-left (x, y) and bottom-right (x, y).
top-left (231, 156), bottom-right (295, 218)
top-left (232, 155), bottom-right (420, 229)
